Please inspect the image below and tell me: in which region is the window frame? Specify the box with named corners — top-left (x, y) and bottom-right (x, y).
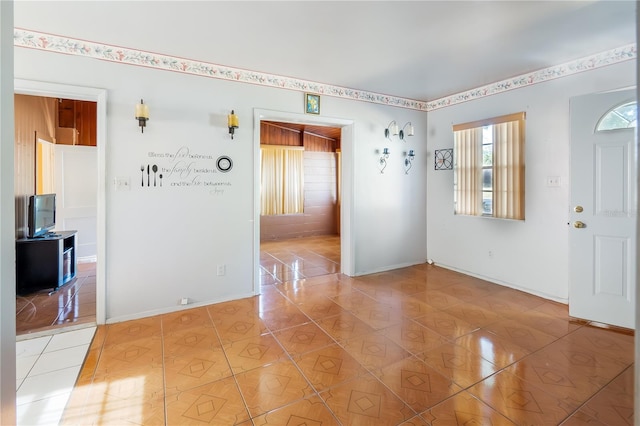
top-left (595, 101), bottom-right (637, 132)
top-left (453, 112), bottom-right (526, 220)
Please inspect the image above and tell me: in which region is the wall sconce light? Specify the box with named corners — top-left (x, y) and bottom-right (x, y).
top-left (385, 120), bottom-right (415, 141)
top-left (399, 122), bottom-right (414, 141)
top-left (384, 121), bottom-right (399, 140)
top-left (135, 99), bottom-right (149, 133)
top-left (379, 147), bottom-right (390, 173)
top-left (404, 149), bottom-right (415, 174)
top-left (228, 110), bottom-right (239, 139)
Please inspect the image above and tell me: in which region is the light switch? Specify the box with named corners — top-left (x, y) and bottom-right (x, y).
top-left (546, 176), bottom-right (560, 187)
top-left (115, 176), bottom-right (131, 191)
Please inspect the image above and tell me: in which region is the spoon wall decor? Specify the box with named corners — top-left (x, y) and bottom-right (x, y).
top-left (152, 164), bottom-right (158, 186)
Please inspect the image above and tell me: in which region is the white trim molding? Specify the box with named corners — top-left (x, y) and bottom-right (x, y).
top-left (14, 28), bottom-right (636, 112)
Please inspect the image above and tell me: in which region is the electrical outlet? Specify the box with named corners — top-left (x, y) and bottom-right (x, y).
top-left (217, 264), bottom-right (226, 276)
top-left (180, 297), bottom-right (188, 305)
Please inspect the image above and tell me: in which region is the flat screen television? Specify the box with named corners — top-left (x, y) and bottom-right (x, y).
top-left (27, 193), bottom-right (56, 238)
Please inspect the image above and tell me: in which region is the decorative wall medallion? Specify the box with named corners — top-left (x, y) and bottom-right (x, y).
top-left (434, 149), bottom-right (453, 170)
top-left (216, 155), bottom-right (233, 172)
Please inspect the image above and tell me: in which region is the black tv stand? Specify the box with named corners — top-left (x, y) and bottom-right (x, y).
top-left (30, 232), bottom-right (61, 239)
top-left (16, 230), bottom-right (77, 296)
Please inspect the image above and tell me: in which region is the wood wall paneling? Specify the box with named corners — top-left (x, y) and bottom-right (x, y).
top-left (75, 101), bottom-right (97, 146)
top-left (261, 151), bottom-right (339, 241)
top-left (260, 121), bottom-right (302, 146)
top-left (56, 99), bottom-right (96, 146)
top-left (260, 121), bottom-right (341, 241)
top-left (14, 94), bottom-right (58, 238)
top-left (303, 132), bottom-right (336, 152)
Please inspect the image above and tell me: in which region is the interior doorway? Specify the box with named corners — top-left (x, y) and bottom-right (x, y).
top-left (14, 80), bottom-right (107, 334)
top-left (252, 109), bottom-right (355, 294)
top-left (258, 120), bottom-right (342, 285)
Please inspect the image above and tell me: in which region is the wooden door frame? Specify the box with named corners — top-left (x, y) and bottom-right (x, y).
top-left (15, 79), bottom-right (107, 325)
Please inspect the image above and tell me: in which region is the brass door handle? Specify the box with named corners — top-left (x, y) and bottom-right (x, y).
top-left (573, 221), bottom-right (586, 228)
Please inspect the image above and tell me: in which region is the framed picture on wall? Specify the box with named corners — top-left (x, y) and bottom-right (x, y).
top-left (305, 93), bottom-right (320, 115)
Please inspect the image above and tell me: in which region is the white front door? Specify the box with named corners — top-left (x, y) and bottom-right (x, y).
top-left (569, 88), bottom-right (636, 329)
top-left (54, 144), bottom-right (98, 261)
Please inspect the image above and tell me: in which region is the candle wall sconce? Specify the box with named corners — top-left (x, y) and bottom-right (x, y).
top-left (228, 110), bottom-right (239, 139)
top-left (135, 99), bottom-right (149, 133)
top-left (379, 147), bottom-right (390, 174)
top-left (404, 149), bottom-right (415, 174)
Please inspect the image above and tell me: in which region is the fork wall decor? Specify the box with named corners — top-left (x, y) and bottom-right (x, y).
top-left (140, 164), bottom-right (162, 187)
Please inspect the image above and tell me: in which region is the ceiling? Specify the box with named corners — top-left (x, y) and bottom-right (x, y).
top-left (14, 1), bottom-right (637, 102)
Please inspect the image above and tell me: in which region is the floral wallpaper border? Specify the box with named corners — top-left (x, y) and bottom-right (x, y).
top-left (14, 28), bottom-right (636, 112)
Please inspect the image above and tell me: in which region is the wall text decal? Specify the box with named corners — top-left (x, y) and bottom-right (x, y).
top-left (145, 146), bottom-right (232, 195)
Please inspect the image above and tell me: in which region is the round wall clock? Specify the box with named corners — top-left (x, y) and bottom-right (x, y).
top-left (216, 155), bottom-right (233, 172)
top-left (434, 149), bottom-right (453, 170)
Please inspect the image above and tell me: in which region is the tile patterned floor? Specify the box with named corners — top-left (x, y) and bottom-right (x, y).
top-left (59, 235), bottom-right (634, 425)
top-left (16, 326), bottom-right (96, 426)
top-left (16, 261), bottom-right (97, 336)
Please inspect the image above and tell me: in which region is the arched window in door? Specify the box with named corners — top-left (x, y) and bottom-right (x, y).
top-left (595, 101), bottom-right (637, 131)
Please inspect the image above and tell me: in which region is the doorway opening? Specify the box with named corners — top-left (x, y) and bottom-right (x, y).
top-left (14, 80), bottom-right (107, 337)
top-left (259, 120), bottom-right (342, 285)
top-left (252, 109), bottom-right (355, 293)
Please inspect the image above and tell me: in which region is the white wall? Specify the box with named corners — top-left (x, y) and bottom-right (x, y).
top-left (0, 2), bottom-right (16, 424)
top-left (13, 40), bottom-right (426, 322)
top-left (426, 60), bottom-right (636, 301)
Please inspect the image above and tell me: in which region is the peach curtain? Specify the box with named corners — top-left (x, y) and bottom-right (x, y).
top-left (494, 120), bottom-right (525, 219)
top-left (260, 145), bottom-right (304, 215)
top-left (454, 127), bottom-right (482, 215)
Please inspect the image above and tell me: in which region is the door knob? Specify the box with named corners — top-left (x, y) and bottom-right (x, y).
top-left (574, 205), bottom-right (584, 213)
top-left (573, 221), bottom-right (586, 228)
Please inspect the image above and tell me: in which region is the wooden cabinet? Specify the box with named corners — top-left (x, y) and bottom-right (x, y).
top-left (16, 231), bottom-right (77, 295)
top-left (56, 99), bottom-right (96, 146)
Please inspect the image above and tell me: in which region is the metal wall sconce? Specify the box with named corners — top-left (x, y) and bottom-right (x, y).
top-left (385, 120), bottom-right (414, 141)
top-left (404, 149), bottom-right (415, 174)
top-left (399, 122), bottom-right (414, 141)
top-left (135, 99), bottom-right (149, 133)
top-left (384, 121), bottom-right (399, 140)
top-left (228, 110), bottom-right (239, 139)
top-left (379, 147), bottom-right (390, 173)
